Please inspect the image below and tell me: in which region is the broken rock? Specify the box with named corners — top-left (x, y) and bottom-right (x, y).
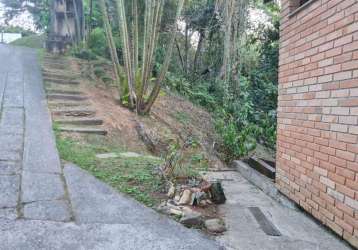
top-left (174, 194), bottom-right (181, 203)
top-left (179, 189), bottom-right (192, 205)
top-left (209, 182), bottom-right (226, 204)
top-left (199, 200), bottom-right (208, 206)
top-left (167, 183), bottom-right (176, 199)
top-left (169, 208), bottom-right (183, 217)
top-left (180, 211), bottom-right (203, 226)
top-left (192, 191), bottom-right (208, 206)
top-left (205, 218), bottom-right (226, 233)
top-left (200, 181), bottom-right (212, 192)
top-left (157, 201), bottom-right (170, 214)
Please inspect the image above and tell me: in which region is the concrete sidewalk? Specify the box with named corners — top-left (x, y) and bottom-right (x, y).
top-left (202, 170), bottom-right (353, 250)
top-left (0, 44), bottom-right (219, 250)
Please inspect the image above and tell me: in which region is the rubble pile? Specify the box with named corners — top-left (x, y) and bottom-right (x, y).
top-left (157, 180), bottom-right (227, 234)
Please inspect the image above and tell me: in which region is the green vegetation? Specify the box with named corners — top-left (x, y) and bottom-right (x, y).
top-left (173, 111), bottom-right (191, 125)
top-left (1, 26), bottom-right (36, 36)
top-left (161, 140), bottom-right (208, 180)
top-left (87, 27), bottom-right (110, 57)
top-left (20, 0), bottom-right (280, 162)
top-left (163, 1), bottom-right (279, 160)
top-left (69, 0), bottom-right (279, 160)
top-left (53, 120), bottom-right (208, 207)
top-left (10, 34), bottom-right (46, 49)
top-left (54, 125), bottom-right (165, 207)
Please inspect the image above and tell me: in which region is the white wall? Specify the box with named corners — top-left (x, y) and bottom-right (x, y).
top-left (0, 33), bottom-right (22, 43)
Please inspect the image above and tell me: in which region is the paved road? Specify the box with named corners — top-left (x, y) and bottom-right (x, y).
top-left (0, 44), bottom-right (219, 250)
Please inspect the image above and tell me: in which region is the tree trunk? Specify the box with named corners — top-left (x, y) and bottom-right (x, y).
top-left (141, 0), bottom-right (185, 114)
top-left (184, 23), bottom-right (189, 74)
top-left (116, 0), bottom-right (135, 108)
top-left (175, 38), bottom-right (185, 72)
top-left (137, 1), bottom-right (164, 112)
top-left (72, 0), bottom-right (82, 43)
top-left (193, 31), bottom-right (205, 74)
top-left (99, 0), bottom-right (122, 97)
top-left (87, 0), bottom-right (93, 39)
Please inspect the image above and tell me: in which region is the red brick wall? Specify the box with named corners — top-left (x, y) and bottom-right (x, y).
top-left (277, 0), bottom-right (358, 247)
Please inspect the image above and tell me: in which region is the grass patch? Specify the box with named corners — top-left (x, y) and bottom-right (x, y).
top-left (11, 34), bottom-right (46, 49)
top-left (37, 49), bottom-right (46, 65)
top-left (96, 157), bottom-right (164, 207)
top-left (173, 111), bottom-right (191, 125)
top-left (54, 125), bottom-right (165, 207)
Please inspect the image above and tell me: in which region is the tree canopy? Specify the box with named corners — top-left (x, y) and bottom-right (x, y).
top-left (1, 0), bottom-right (280, 158)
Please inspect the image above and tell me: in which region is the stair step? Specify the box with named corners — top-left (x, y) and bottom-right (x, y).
top-left (45, 82), bottom-right (80, 91)
top-left (55, 118), bottom-right (104, 126)
top-left (44, 77), bottom-right (80, 85)
top-left (48, 101), bottom-right (91, 108)
top-left (48, 94), bottom-right (88, 101)
top-left (244, 156), bottom-right (276, 180)
top-left (52, 108), bottom-right (96, 117)
top-left (42, 71), bottom-right (79, 80)
top-left (43, 58), bottom-right (68, 64)
top-left (42, 68), bottom-right (80, 76)
top-left (43, 63), bottom-right (67, 70)
top-left (43, 55), bottom-right (67, 60)
top-left (58, 126), bottom-right (107, 135)
top-left (47, 89), bottom-right (83, 95)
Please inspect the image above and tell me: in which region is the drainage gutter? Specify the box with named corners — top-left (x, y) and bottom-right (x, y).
top-left (232, 160), bottom-right (297, 210)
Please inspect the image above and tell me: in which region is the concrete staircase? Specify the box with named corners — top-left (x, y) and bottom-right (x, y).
top-left (42, 55), bottom-right (107, 135)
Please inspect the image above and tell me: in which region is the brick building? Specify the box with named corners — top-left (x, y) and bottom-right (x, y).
top-left (276, 0), bottom-right (358, 248)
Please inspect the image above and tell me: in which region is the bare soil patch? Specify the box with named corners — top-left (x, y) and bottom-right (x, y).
top-left (77, 59), bottom-right (227, 171)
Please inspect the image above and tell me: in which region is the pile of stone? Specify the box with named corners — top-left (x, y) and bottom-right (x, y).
top-left (157, 180), bottom-right (227, 234)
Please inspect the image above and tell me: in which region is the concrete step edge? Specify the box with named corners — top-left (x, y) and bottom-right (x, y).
top-left (58, 126), bottom-right (107, 135)
top-left (55, 118), bottom-right (104, 126)
top-left (47, 94), bottom-right (88, 101)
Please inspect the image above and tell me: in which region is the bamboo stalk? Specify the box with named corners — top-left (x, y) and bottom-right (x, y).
top-left (138, 0), bottom-right (164, 111)
top-left (99, 0), bottom-right (122, 96)
top-left (142, 0), bottom-right (185, 114)
top-left (141, 1), bottom-right (163, 99)
top-left (72, 0), bottom-right (82, 43)
top-left (175, 38), bottom-right (186, 72)
top-left (139, 0), bottom-right (155, 103)
top-left (132, 0), bottom-right (139, 76)
top-left (116, 0), bottom-right (135, 108)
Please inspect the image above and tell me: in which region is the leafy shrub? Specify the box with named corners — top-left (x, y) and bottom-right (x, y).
top-left (214, 77), bottom-right (261, 160)
top-left (88, 28), bottom-right (107, 56)
top-left (73, 48), bottom-right (97, 60)
top-left (166, 72), bottom-right (191, 94)
top-left (94, 67), bottom-right (106, 78)
top-left (10, 34), bottom-right (46, 49)
top-left (215, 114), bottom-right (258, 161)
top-left (2, 26), bottom-right (36, 37)
top-left (88, 28), bottom-right (123, 61)
top-left (189, 84), bottom-right (217, 109)
top-left (165, 73), bottom-right (217, 109)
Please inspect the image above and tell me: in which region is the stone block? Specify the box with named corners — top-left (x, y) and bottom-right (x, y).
top-left (24, 200), bottom-right (71, 222)
top-left (22, 172), bottom-right (65, 203)
top-left (0, 175), bottom-right (19, 207)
